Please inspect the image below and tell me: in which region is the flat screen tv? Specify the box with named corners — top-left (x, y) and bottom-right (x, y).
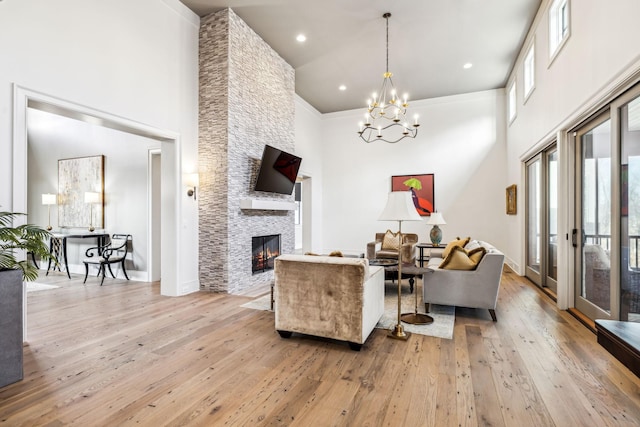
top-left (254, 145), bottom-right (302, 195)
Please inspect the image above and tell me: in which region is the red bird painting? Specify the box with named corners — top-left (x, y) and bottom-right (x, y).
top-left (391, 174), bottom-right (434, 217)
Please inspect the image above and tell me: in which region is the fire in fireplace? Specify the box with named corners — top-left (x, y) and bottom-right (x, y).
top-left (252, 234), bottom-right (281, 274)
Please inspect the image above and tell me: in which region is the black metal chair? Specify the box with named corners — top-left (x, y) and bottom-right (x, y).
top-left (83, 234), bottom-right (132, 285)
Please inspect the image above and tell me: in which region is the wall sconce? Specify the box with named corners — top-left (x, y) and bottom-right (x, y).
top-left (185, 173), bottom-right (199, 200)
top-left (84, 191), bottom-right (100, 232)
top-left (41, 193), bottom-right (57, 231)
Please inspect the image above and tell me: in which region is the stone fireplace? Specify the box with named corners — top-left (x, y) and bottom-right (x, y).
top-left (198, 8), bottom-right (295, 294)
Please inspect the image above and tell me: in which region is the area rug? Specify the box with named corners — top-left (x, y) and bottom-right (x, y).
top-left (241, 284), bottom-right (455, 339)
top-left (26, 282), bottom-right (60, 292)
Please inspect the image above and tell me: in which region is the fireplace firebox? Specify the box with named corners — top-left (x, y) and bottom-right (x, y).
top-left (252, 234), bottom-right (281, 274)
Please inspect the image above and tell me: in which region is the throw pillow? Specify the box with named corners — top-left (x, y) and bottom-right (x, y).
top-left (381, 230), bottom-right (401, 251)
top-left (439, 246), bottom-right (486, 270)
top-left (442, 236), bottom-right (471, 259)
top-left (467, 247), bottom-right (487, 265)
top-left (465, 239), bottom-right (481, 251)
top-left (328, 250), bottom-right (343, 257)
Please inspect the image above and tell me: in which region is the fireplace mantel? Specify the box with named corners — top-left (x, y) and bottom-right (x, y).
top-left (240, 199), bottom-right (296, 211)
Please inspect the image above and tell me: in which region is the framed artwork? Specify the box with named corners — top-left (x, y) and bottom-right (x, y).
top-left (506, 184), bottom-right (517, 215)
top-left (58, 155), bottom-right (104, 228)
top-left (391, 173), bottom-right (434, 216)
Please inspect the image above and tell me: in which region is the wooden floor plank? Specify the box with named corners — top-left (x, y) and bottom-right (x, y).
top-left (1, 272), bottom-right (640, 426)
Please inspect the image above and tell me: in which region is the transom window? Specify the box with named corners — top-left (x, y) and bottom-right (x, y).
top-left (524, 43), bottom-right (535, 99)
top-left (549, 0), bottom-right (570, 60)
top-left (508, 81), bottom-right (517, 123)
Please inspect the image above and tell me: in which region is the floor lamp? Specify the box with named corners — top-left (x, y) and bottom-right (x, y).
top-left (378, 191), bottom-right (422, 340)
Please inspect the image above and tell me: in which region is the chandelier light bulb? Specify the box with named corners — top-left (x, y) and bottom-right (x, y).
top-left (359, 122), bottom-right (364, 132)
top-left (414, 114), bottom-right (419, 126)
top-left (377, 126), bottom-right (382, 137)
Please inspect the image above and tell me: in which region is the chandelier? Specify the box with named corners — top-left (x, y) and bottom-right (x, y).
top-left (358, 13), bottom-right (419, 144)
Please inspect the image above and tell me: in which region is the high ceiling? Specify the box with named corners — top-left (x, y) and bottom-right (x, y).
top-left (180, 0), bottom-right (541, 114)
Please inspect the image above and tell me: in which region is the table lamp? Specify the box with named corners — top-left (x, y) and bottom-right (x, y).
top-left (42, 193), bottom-right (57, 231)
top-left (426, 212), bottom-right (446, 246)
top-left (378, 191), bottom-right (422, 340)
top-left (84, 192), bottom-right (100, 232)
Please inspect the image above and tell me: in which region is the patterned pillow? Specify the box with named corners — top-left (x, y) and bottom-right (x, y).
top-left (381, 230), bottom-right (401, 250)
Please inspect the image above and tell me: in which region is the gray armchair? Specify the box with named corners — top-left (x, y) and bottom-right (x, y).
top-left (367, 232), bottom-right (418, 264)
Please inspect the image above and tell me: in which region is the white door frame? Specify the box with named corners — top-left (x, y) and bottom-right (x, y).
top-left (12, 84), bottom-right (182, 296)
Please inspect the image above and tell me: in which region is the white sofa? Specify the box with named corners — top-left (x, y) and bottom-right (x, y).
top-left (422, 240), bottom-right (504, 321)
top-left (274, 254), bottom-right (385, 350)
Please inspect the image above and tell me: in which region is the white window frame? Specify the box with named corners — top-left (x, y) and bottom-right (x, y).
top-left (508, 80), bottom-right (517, 124)
top-left (549, 0), bottom-right (570, 64)
top-left (523, 43), bottom-right (535, 101)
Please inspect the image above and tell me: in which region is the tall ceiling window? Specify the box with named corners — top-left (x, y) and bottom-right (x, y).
top-left (549, 0), bottom-right (570, 61)
top-left (523, 43), bottom-right (535, 100)
top-left (508, 81), bottom-right (517, 124)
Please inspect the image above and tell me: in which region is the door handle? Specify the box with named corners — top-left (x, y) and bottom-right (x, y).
top-left (572, 229), bottom-right (577, 248)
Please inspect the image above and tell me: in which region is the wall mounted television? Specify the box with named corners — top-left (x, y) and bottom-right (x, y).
top-left (254, 145), bottom-right (302, 195)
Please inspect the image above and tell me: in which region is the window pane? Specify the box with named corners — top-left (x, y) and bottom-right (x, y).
top-left (549, 0), bottom-right (569, 57)
top-left (528, 160), bottom-right (541, 273)
top-left (509, 83), bottom-right (516, 121)
top-left (548, 150), bottom-right (558, 281)
top-left (581, 119), bottom-right (611, 312)
top-left (524, 45), bottom-right (535, 97)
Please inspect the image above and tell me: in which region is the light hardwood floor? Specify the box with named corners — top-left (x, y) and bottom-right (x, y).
top-left (1, 270), bottom-right (640, 426)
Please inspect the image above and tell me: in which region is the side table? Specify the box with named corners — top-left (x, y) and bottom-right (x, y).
top-left (416, 242), bottom-right (445, 267)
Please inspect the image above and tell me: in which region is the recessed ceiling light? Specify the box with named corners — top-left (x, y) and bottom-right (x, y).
top-left (463, 63), bottom-right (473, 69)
top-left (339, 85), bottom-right (347, 91)
top-left (296, 34), bottom-right (306, 42)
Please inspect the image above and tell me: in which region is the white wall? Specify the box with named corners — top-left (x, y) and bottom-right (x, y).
top-left (294, 95), bottom-right (325, 253)
top-left (1, 0), bottom-right (200, 295)
top-left (27, 108), bottom-right (160, 278)
top-left (318, 90), bottom-right (507, 256)
top-left (505, 0), bottom-right (640, 306)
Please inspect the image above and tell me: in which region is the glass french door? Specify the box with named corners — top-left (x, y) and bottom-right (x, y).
top-left (573, 83), bottom-right (640, 323)
top-left (525, 145), bottom-right (558, 292)
top-left (575, 113), bottom-right (612, 319)
top-left (619, 90), bottom-right (640, 322)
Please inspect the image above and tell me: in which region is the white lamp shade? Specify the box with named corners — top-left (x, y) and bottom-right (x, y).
top-left (426, 212), bottom-right (446, 225)
top-left (42, 193), bottom-right (57, 205)
top-left (84, 192), bottom-right (100, 204)
top-left (184, 173), bottom-right (199, 187)
top-left (378, 191), bottom-right (422, 222)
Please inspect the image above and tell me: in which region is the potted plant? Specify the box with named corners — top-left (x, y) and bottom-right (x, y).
top-left (0, 211), bottom-right (54, 281)
top-left (1, 211), bottom-right (54, 388)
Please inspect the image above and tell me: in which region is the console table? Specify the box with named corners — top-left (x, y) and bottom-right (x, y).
top-left (47, 232), bottom-right (109, 279)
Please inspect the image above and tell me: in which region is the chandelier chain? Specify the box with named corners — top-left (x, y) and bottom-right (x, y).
top-left (385, 14), bottom-right (389, 73)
